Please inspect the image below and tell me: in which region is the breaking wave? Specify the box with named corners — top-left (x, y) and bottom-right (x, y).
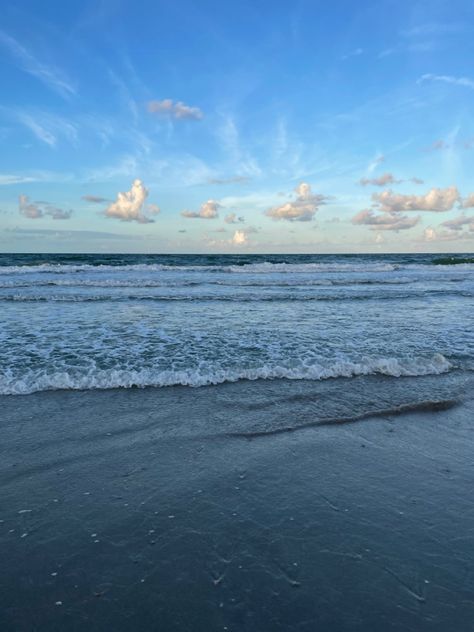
top-left (0, 353), bottom-right (452, 395)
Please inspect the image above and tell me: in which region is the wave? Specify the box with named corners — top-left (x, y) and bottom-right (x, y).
top-left (225, 399), bottom-right (458, 438)
top-left (0, 289), bottom-right (471, 302)
top-left (0, 277), bottom-right (418, 289)
top-left (0, 353), bottom-right (452, 395)
top-left (0, 262), bottom-right (401, 275)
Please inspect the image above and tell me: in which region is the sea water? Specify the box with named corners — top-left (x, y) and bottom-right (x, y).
top-left (0, 252), bottom-right (473, 396)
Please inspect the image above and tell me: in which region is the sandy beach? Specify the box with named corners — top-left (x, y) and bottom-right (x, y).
top-left (2, 375), bottom-right (474, 631)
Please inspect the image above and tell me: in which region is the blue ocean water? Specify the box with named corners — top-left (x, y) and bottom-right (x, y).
top-left (0, 252), bottom-right (473, 395)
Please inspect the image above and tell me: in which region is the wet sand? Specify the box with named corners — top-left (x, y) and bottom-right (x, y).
top-left (1, 378), bottom-right (474, 631)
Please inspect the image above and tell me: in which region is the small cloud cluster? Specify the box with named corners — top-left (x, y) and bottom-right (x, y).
top-left (441, 214), bottom-right (474, 232)
top-left (352, 185), bottom-right (462, 233)
top-left (182, 200), bottom-right (221, 219)
top-left (224, 212), bottom-right (244, 224)
top-left (19, 195), bottom-right (72, 220)
top-left (352, 209), bottom-right (419, 231)
top-left (265, 182), bottom-right (327, 222)
top-left (372, 186), bottom-right (459, 213)
top-left (147, 99), bottom-right (203, 121)
top-left (105, 179), bottom-right (160, 224)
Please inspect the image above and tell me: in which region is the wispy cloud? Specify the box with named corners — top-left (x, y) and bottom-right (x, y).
top-left (0, 174), bottom-right (37, 185)
top-left (0, 30), bottom-right (76, 98)
top-left (82, 195), bottom-right (109, 204)
top-left (147, 99), bottom-right (203, 120)
top-left (359, 173), bottom-right (401, 187)
top-left (418, 73), bottom-right (474, 90)
top-left (341, 48), bottom-right (363, 61)
top-left (208, 176), bottom-right (250, 185)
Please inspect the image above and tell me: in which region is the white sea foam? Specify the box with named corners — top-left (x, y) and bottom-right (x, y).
top-left (0, 354), bottom-right (452, 395)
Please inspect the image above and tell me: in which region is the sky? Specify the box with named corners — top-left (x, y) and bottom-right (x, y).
top-left (1, 0), bottom-right (474, 254)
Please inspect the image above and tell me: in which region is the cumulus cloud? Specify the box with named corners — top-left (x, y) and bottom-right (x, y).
top-left (372, 186), bottom-right (459, 212)
top-left (460, 193), bottom-right (474, 209)
top-left (265, 182), bottom-right (328, 222)
top-left (147, 99), bottom-right (203, 120)
top-left (224, 212), bottom-right (244, 224)
top-left (19, 195), bottom-right (72, 220)
top-left (82, 195), bottom-right (109, 203)
top-left (182, 200), bottom-right (221, 219)
top-left (352, 209), bottom-right (419, 231)
top-left (105, 179), bottom-right (157, 223)
top-left (418, 73), bottom-right (474, 90)
top-left (359, 172), bottom-right (401, 187)
top-left (232, 230), bottom-right (248, 245)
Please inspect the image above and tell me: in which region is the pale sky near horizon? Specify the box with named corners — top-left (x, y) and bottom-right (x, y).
top-left (1, 0), bottom-right (474, 253)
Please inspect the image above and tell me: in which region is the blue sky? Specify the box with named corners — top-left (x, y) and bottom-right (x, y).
top-left (1, 0), bottom-right (474, 253)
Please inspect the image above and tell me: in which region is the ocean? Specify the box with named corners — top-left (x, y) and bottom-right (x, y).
top-left (1, 252), bottom-right (473, 399)
top-left (3, 252), bottom-right (474, 631)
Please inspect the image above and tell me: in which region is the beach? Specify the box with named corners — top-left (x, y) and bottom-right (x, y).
top-left (2, 374), bottom-right (474, 631)
top-left (1, 252), bottom-right (473, 630)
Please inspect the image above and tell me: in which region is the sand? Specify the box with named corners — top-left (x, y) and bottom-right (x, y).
top-left (1, 377), bottom-right (474, 631)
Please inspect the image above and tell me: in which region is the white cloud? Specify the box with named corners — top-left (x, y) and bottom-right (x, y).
top-left (19, 195), bottom-right (72, 220)
top-left (0, 30), bottom-right (76, 99)
top-left (418, 73), bottom-right (474, 90)
top-left (232, 230), bottom-right (248, 245)
top-left (372, 186), bottom-right (459, 212)
top-left (460, 193), bottom-right (474, 209)
top-left (352, 209), bottom-right (419, 231)
top-left (105, 179), bottom-right (156, 223)
top-left (182, 200), bottom-right (221, 219)
top-left (359, 172), bottom-right (401, 186)
top-left (265, 182), bottom-right (328, 222)
top-left (423, 227), bottom-right (437, 241)
top-left (147, 99), bottom-right (203, 120)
